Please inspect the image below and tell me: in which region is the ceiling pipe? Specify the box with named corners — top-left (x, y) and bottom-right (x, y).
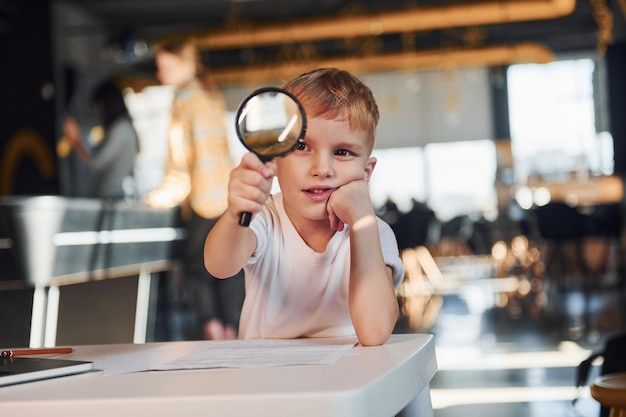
top-left (194, 0), bottom-right (576, 50)
top-left (208, 42), bottom-right (554, 85)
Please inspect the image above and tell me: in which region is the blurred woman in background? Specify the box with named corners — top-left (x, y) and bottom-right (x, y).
top-left (143, 38), bottom-right (244, 341)
top-left (63, 80), bottom-right (140, 200)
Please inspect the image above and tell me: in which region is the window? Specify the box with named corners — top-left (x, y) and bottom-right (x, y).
top-left (424, 140), bottom-right (497, 221)
top-left (370, 147), bottom-right (425, 212)
top-left (370, 141), bottom-right (498, 222)
top-left (507, 58), bottom-right (613, 183)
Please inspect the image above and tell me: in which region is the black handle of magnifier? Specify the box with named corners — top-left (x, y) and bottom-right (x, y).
top-left (238, 154), bottom-right (273, 227)
top-left (239, 211), bottom-right (252, 227)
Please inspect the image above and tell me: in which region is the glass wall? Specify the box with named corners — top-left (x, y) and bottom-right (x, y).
top-left (370, 56), bottom-right (612, 223)
top-left (508, 58), bottom-right (613, 183)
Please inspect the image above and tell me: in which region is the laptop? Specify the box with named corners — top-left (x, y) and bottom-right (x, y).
top-left (0, 356), bottom-right (94, 387)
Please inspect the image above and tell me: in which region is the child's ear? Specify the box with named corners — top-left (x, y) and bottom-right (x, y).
top-left (364, 157), bottom-right (377, 182)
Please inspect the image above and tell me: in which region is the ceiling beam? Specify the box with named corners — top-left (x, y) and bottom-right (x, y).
top-left (208, 42), bottom-right (554, 86)
top-left (192, 0), bottom-right (575, 51)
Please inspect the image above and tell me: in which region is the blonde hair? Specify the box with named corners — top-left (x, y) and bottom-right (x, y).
top-left (283, 68), bottom-right (379, 149)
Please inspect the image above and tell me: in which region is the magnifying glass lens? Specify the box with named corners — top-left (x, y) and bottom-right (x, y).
top-left (235, 87), bottom-right (307, 226)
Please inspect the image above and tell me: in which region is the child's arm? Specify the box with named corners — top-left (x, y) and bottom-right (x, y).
top-left (327, 180), bottom-right (399, 346)
top-left (204, 153), bottom-right (276, 278)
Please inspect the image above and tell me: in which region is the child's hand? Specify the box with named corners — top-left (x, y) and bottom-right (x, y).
top-left (227, 152), bottom-right (276, 222)
top-left (327, 179), bottom-right (375, 232)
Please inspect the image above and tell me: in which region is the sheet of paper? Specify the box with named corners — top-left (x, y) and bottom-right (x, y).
top-left (103, 343), bottom-right (199, 376)
top-left (151, 337), bottom-right (358, 370)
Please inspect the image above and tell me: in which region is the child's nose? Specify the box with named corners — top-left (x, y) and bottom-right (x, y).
top-left (310, 154), bottom-right (333, 177)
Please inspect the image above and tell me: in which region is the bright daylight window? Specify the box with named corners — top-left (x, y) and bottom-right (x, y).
top-left (369, 141), bottom-right (498, 222)
top-left (424, 140), bottom-right (498, 222)
top-left (371, 58), bottom-right (610, 222)
top-left (370, 147), bottom-right (426, 213)
top-left (507, 58), bottom-right (613, 184)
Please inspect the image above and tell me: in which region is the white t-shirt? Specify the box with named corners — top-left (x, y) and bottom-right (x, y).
top-left (239, 193), bottom-right (405, 339)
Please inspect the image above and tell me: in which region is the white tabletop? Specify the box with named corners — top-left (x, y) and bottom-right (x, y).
top-left (0, 334), bottom-right (436, 417)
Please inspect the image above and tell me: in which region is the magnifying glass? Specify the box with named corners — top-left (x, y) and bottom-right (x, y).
top-left (235, 86), bottom-right (307, 226)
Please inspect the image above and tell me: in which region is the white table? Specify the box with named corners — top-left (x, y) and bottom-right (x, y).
top-left (0, 334), bottom-right (437, 417)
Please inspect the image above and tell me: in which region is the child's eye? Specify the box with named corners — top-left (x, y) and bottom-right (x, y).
top-left (295, 140), bottom-right (307, 151)
top-left (334, 149), bottom-right (351, 157)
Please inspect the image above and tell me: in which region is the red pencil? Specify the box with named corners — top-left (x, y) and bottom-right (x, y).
top-left (1, 347), bottom-right (73, 358)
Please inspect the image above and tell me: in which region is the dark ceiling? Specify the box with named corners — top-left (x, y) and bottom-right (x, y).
top-left (4, 0), bottom-right (626, 82)
top-left (55, 0), bottom-right (626, 76)
top-left (62, 0), bottom-right (602, 47)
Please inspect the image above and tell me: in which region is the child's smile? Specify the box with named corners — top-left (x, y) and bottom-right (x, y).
top-left (303, 186), bottom-right (337, 202)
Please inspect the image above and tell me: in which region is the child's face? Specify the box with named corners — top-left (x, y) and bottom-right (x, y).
top-left (276, 116), bottom-right (375, 226)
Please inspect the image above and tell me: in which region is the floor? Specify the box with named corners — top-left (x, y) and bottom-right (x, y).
top-left (398, 277), bottom-right (626, 417)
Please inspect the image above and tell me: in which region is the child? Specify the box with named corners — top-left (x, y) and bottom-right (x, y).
top-left (204, 68), bottom-right (404, 346)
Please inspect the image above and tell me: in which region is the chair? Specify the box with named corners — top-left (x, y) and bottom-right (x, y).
top-left (586, 203), bottom-right (624, 288)
top-left (532, 202), bottom-right (589, 289)
top-left (397, 246), bottom-right (443, 331)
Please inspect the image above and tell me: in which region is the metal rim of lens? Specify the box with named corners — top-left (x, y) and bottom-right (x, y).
top-left (234, 86), bottom-right (307, 160)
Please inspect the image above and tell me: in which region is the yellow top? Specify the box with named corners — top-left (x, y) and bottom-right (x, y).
top-left (148, 78), bottom-right (234, 219)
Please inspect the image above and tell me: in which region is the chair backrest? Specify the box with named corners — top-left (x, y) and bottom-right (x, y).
top-left (534, 202), bottom-right (588, 240)
top-left (575, 332), bottom-right (626, 417)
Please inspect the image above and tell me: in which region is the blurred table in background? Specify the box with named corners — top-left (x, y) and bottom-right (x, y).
top-left (0, 196), bottom-right (184, 348)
